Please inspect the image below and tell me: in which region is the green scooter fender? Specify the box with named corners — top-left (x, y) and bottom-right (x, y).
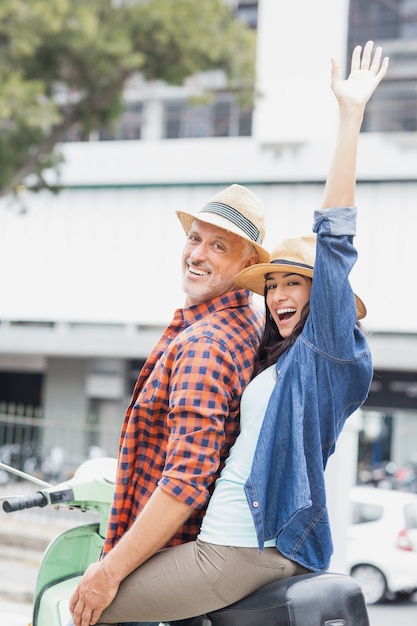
top-left (33, 522), bottom-right (104, 626)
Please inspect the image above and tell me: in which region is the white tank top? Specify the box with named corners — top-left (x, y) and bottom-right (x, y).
top-left (199, 364), bottom-right (276, 547)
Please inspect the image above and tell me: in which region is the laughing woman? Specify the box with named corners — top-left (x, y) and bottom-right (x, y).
top-left (70, 41), bottom-right (388, 626)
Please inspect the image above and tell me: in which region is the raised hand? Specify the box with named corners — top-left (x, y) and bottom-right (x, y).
top-left (321, 41), bottom-right (389, 209)
top-left (330, 40), bottom-right (389, 109)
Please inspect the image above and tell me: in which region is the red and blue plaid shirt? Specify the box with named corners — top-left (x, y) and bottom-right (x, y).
top-left (102, 290), bottom-right (263, 554)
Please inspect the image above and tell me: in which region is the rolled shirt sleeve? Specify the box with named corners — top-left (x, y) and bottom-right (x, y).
top-left (159, 335), bottom-right (240, 508)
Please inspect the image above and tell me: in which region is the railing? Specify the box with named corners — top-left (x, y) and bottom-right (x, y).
top-left (0, 407), bottom-right (120, 484)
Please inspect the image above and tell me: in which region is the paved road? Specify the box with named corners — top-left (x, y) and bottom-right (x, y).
top-left (0, 600), bottom-right (31, 626)
top-left (367, 596), bottom-right (417, 625)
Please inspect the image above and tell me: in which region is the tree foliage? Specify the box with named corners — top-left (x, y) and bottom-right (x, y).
top-left (0, 0), bottom-right (256, 197)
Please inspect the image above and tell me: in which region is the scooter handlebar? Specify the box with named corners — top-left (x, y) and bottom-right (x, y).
top-left (2, 491), bottom-right (48, 513)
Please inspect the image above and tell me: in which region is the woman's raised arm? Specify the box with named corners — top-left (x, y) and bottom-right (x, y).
top-left (322, 41), bottom-right (389, 210)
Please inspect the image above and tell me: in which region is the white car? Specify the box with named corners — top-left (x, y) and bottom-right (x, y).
top-left (347, 485), bottom-right (417, 604)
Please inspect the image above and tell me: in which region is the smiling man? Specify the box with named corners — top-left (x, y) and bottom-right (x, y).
top-left (69, 184), bottom-right (268, 626)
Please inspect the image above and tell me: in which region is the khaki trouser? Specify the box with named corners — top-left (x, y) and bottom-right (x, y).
top-left (98, 539), bottom-right (310, 624)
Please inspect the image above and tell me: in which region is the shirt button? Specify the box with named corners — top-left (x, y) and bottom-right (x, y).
top-left (253, 501), bottom-right (259, 508)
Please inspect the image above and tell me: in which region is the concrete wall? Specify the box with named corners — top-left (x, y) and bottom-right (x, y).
top-left (42, 357), bottom-right (89, 461)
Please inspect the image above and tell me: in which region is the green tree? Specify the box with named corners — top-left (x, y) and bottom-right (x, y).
top-left (0, 0), bottom-right (256, 197)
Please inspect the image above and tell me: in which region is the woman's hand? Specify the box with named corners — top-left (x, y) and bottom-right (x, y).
top-left (331, 40), bottom-right (389, 109)
top-left (321, 40), bottom-right (389, 209)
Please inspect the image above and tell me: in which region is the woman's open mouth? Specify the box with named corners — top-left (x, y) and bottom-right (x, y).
top-left (277, 308), bottom-right (296, 322)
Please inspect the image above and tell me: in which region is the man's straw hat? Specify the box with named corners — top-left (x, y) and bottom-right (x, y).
top-left (176, 184), bottom-right (269, 263)
top-left (235, 235), bottom-right (366, 320)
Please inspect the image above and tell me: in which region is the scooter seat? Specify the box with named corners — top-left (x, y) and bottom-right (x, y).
top-left (206, 572), bottom-right (369, 626)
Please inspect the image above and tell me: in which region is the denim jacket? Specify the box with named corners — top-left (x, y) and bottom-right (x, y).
top-left (244, 206), bottom-right (373, 572)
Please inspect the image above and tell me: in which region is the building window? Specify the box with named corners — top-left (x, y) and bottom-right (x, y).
top-left (99, 102), bottom-right (143, 141)
top-left (348, 0), bottom-right (417, 132)
top-left (163, 95), bottom-right (252, 139)
top-left (235, 1), bottom-right (259, 29)
top-left (62, 101), bottom-right (143, 142)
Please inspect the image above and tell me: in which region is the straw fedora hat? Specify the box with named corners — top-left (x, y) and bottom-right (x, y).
top-left (176, 184), bottom-right (269, 263)
top-left (235, 235), bottom-right (367, 320)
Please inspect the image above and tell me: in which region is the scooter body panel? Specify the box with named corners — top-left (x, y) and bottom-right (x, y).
top-left (34, 576), bottom-right (82, 626)
top-left (33, 523), bottom-right (104, 626)
top-left (35, 522), bottom-right (103, 596)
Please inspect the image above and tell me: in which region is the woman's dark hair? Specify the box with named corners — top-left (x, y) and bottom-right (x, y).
top-left (255, 286), bottom-right (310, 376)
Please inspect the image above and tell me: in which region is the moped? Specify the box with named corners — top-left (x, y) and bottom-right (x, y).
top-left (1, 458), bottom-right (370, 626)
top-left (1, 456), bottom-right (116, 626)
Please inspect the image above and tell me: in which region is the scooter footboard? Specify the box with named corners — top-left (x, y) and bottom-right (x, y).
top-left (206, 572), bottom-right (370, 626)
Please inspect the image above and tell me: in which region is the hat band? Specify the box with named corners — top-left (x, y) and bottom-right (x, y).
top-left (200, 202), bottom-right (262, 244)
top-left (271, 259), bottom-right (314, 272)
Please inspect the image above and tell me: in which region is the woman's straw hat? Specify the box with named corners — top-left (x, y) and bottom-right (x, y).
top-left (235, 235), bottom-right (366, 320)
top-left (176, 184), bottom-right (269, 263)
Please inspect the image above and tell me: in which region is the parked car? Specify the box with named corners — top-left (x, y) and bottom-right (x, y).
top-left (347, 485), bottom-right (417, 604)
